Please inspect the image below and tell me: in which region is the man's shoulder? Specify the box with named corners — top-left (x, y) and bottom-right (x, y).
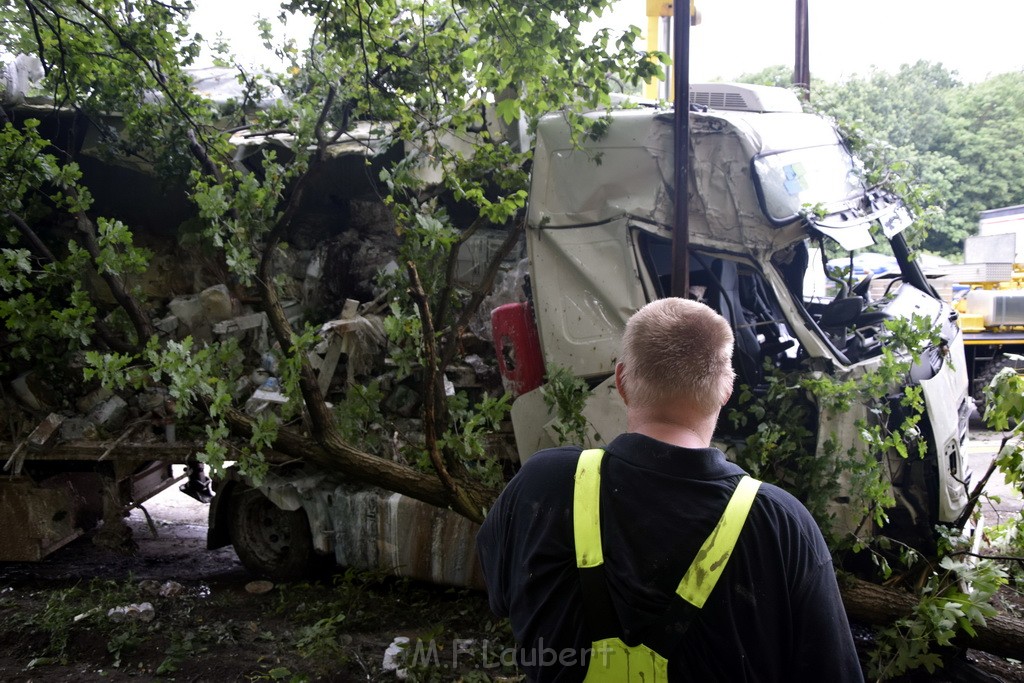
top-left (753, 479), bottom-right (805, 507)
top-left (748, 481), bottom-right (833, 561)
top-left (482, 447), bottom-right (583, 535)
top-left (750, 481), bottom-right (819, 525)
top-left (493, 446), bottom-right (588, 509)
top-left (519, 446), bottom-right (585, 476)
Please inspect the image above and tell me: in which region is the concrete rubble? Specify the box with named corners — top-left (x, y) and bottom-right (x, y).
top-left (245, 580), bottom-right (274, 595)
top-left (0, 120), bottom-right (521, 572)
top-left (3, 194), bottom-right (513, 482)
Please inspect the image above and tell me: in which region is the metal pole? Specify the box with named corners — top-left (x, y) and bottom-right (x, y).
top-left (670, 0), bottom-right (691, 299)
top-left (794, 0), bottom-right (810, 100)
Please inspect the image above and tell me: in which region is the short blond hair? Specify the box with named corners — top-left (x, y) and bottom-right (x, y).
top-left (618, 298), bottom-right (735, 410)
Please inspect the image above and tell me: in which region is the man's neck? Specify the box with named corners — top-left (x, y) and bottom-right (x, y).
top-left (633, 423), bottom-right (709, 449)
top-left (626, 410), bottom-right (716, 449)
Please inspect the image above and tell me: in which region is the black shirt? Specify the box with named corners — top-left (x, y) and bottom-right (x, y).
top-left (477, 433), bottom-right (864, 682)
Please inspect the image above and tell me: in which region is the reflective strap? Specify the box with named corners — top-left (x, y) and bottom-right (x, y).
top-left (675, 475), bottom-right (761, 608)
top-left (574, 448), bottom-right (606, 569)
top-left (583, 637), bottom-right (668, 682)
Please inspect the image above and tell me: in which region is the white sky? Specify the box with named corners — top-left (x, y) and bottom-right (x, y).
top-left (601, 0), bottom-right (1024, 83)
top-left (191, 0), bottom-right (1024, 84)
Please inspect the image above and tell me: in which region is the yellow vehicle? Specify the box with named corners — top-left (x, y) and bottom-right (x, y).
top-left (941, 206), bottom-right (1024, 405)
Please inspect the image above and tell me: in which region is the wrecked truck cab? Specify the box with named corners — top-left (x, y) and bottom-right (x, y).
top-left (508, 83), bottom-right (973, 548)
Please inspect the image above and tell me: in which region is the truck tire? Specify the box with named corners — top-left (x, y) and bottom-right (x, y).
top-left (228, 485), bottom-right (328, 581)
top-left (974, 355), bottom-right (1024, 410)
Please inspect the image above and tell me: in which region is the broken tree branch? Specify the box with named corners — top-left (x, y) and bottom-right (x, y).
top-left (71, 0), bottom-right (208, 139)
top-left (3, 204), bottom-right (137, 353)
top-left (435, 214), bottom-right (489, 329)
top-left (840, 575), bottom-right (1024, 662)
top-left (406, 260), bottom-right (479, 521)
top-left (955, 455), bottom-right (1001, 529)
top-left (252, 96), bottom-right (337, 443)
top-left (74, 209), bottom-right (156, 343)
top-left (222, 406), bottom-right (496, 522)
top-left (4, 210), bottom-right (57, 263)
top-left (98, 422), bottom-right (144, 461)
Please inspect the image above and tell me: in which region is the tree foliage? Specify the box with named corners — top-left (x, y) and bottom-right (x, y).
top-left (0, 0), bottom-right (665, 522)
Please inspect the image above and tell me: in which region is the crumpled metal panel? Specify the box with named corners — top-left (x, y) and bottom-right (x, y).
top-left (256, 472), bottom-right (484, 589)
top-left (528, 107), bottom-right (868, 256)
top-left (529, 109), bottom-right (673, 229)
top-left (920, 333), bottom-right (972, 522)
top-left (527, 217), bottom-right (646, 379)
top-left (688, 118), bottom-right (772, 252)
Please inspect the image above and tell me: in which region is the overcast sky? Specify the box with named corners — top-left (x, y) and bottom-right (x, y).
top-left (601, 0), bottom-right (1024, 83)
top-left (191, 0), bottom-right (1024, 84)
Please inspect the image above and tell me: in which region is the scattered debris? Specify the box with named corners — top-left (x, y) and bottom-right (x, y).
top-left (10, 371), bottom-right (56, 412)
top-left (76, 387), bottom-right (113, 415)
top-left (4, 413), bottom-right (62, 474)
top-left (244, 377), bottom-right (289, 416)
top-left (107, 602), bottom-right (155, 623)
top-left (199, 284), bottom-right (235, 323)
top-left (158, 581), bottom-right (184, 597)
top-left (73, 607), bottom-right (102, 623)
top-left (311, 298), bottom-right (385, 393)
top-left (89, 396), bottom-right (128, 432)
top-left (24, 657), bottom-right (59, 670)
top-left (245, 580), bottom-right (274, 595)
top-left (381, 636), bottom-right (410, 679)
top-left (168, 293), bottom-right (205, 330)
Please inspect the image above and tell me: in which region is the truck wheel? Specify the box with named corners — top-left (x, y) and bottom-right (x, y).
top-left (228, 485), bottom-right (328, 581)
top-left (974, 355), bottom-right (1024, 410)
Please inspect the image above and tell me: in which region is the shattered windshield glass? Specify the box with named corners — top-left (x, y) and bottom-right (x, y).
top-left (754, 144), bottom-right (863, 223)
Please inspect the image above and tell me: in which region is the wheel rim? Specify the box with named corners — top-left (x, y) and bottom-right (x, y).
top-left (234, 493), bottom-right (293, 567)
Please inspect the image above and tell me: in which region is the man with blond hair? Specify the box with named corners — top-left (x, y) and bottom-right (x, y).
top-left (477, 297), bottom-right (862, 682)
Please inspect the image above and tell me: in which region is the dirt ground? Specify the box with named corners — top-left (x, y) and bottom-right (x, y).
top-left (0, 470), bottom-right (518, 682)
top-left (1, 430), bottom-right (1023, 683)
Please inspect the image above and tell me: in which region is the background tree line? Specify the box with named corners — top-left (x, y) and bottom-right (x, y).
top-left (741, 61), bottom-right (1024, 257)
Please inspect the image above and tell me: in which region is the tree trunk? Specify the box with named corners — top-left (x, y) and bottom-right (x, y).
top-left (222, 408), bottom-right (498, 523)
top-left (840, 575), bottom-right (1024, 662)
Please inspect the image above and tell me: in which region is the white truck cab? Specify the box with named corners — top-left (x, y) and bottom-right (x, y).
top-left (507, 83), bottom-right (973, 547)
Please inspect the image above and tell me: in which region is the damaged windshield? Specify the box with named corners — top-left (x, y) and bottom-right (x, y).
top-left (753, 144), bottom-right (863, 223)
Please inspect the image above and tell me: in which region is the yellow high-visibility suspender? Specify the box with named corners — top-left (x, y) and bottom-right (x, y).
top-left (676, 474), bottom-right (761, 607)
top-left (573, 448), bottom-right (761, 681)
top-left (573, 448), bottom-right (606, 569)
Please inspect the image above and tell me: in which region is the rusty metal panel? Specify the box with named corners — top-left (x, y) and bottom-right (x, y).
top-left (128, 460), bottom-right (177, 503)
top-left (0, 477), bottom-right (84, 561)
top-left (376, 493), bottom-right (484, 589)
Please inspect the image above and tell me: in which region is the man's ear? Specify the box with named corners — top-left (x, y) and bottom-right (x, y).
top-left (614, 362), bottom-right (629, 406)
top-left (721, 383), bottom-right (733, 407)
